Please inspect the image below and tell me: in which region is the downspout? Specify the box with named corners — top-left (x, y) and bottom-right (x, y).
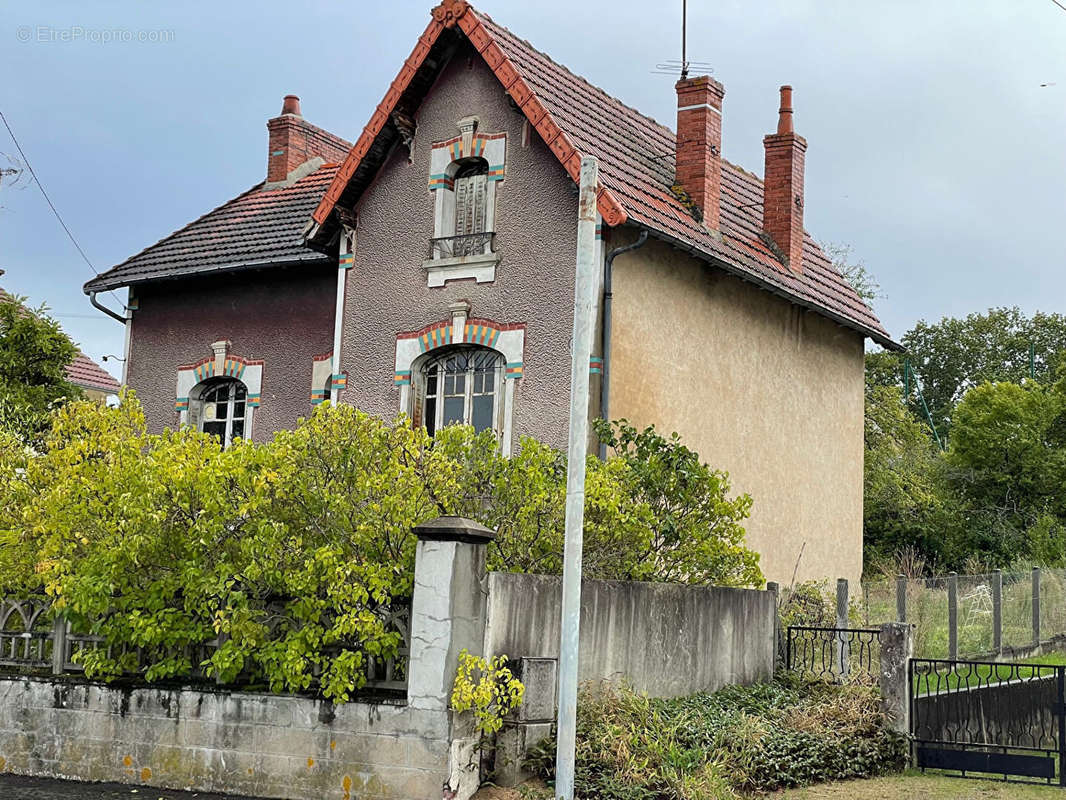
top-left (330, 225), bottom-right (355, 404)
top-left (599, 230), bottom-right (647, 459)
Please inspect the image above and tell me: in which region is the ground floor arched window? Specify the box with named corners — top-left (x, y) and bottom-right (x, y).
top-left (193, 379), bottom-right (248, 447)
top-left (420, 346), bottom-right (503, 435)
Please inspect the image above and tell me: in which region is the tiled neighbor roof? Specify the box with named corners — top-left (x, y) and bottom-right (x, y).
top-left (311, 2), bottom-right (897, 349)
top-left (83, 166), bottom-right (339, 292)
top-left (66, 352), bottom-right (121, 393)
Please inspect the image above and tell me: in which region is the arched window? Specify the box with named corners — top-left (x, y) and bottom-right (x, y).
top-left (420, 346), bottom-right (503, 435)
top-left (194, 379), bottom-right (248, 447)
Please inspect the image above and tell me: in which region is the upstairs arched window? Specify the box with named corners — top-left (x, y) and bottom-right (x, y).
top-left (419, 346), bottom-right (503, 436)
top-left (194, 379), bottom-right (248, 447)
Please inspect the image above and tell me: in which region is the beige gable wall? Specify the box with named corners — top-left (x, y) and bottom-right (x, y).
top-left (608, 235), bottom-right (865, 586)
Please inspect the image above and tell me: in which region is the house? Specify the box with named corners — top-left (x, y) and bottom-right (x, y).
top-left (83, 0), bottom-right (898, 584)
top-left (0, 279), bottom-right (119, 404)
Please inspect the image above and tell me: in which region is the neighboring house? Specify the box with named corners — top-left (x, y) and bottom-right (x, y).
top-left (84, 0), bottom-right (899, 584)
top-left (65, 352), bottom-right (121, 404)
top-left (0, 281), bottom-right (119, 405)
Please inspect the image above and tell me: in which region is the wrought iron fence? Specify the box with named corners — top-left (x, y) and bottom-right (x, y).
top-left (911, 657), bottom-right (1066, 784)
top-left (427, 231), bottom-right (495, 259)
top-left (0, 595), bottom-right (410, 693)
top-left (785, 625), bottom-right (881, 681)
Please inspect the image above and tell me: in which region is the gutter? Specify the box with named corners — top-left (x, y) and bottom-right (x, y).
top-left (599, 230), bottom-right (648, 460)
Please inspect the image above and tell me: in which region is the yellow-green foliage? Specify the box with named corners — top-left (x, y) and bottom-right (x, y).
top-left (0, 395), bottom-right (760, 701)
top-left (449, 649), bottom-right (524, 735)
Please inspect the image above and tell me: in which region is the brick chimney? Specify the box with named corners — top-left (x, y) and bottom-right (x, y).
top-left (266, 95), bottom-right (352, 186)
top-left (762, 86), bottom-right (807, 271)
top-left (674, 75), bottom-right (724, 229)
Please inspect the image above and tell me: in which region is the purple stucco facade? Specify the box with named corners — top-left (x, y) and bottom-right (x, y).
top-left (337, 43), bottom-right (579, 449)
top-left (126, 266), bottom-right (335, 441)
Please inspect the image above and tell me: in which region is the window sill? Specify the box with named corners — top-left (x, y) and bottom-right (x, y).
top-left (422, 253), bottom-right (500, 287)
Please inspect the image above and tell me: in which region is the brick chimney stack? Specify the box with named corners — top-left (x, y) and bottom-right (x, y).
top-left (762, 86), bottom-right (807, 271)
top-left (265, 95), bottom-right (352, 186)
top-left (674, 75), bottom-right (725, 229)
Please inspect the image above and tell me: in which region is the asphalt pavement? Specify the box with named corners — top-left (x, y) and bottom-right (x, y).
top-left (0, 774), bottom-right (271, 799)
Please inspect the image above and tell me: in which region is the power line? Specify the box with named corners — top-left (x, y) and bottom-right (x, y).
top-left (0, 109), bottom-right (123, 307)
top-left (1053, 0), bottom-right (1066, 13)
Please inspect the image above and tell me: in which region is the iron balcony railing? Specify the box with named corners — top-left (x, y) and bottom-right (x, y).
top-left (428, 231), bottom-right (495, 260)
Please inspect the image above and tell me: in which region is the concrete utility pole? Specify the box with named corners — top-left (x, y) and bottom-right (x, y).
top-left (554, 156), bottom-right (599, 800)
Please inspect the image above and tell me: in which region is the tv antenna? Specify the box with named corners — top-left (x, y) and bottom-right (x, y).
top-left (652, 0), bottom-right (714, 79)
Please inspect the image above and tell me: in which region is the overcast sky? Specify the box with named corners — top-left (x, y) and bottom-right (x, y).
top-left (2, 1), bottom-right (1064, 378)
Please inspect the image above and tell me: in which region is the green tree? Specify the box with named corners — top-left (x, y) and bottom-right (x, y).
top-left (0, 292), bottom-right (81, 442)
top-left (862, 384), bottom-right (959, 567)
top-left (869, 308), bottom-right (1066, 439)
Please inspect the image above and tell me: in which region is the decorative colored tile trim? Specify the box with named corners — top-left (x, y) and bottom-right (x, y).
top-left (394, 370), bottom-right (412, 386)
top-left (450, 141), bottom-right (461, 161)
top-left (338, 253), bottom-right (355, 269)
top-left (487, 164), bottom-right (505, 181)
top-left (590, 356), bottom-right (603, 375)
top-left (428, 174), bottom-right (454, 191)
top-left (310, 388), bottom-right (327, 405)
top-left (247, 394), bottom-right (261, 408)
top-left (464, 322), bottom-right (501, 348)
top-left (175, 397), bottom-right (189, 412)
top-left (505, 361), bottom-right (524, 380)
top-left (223, 357), bottom-right (247, 380)
top-left (193, 361), bottom-right (217, 382)
top-left (595, 223), bottom-right (603, 240)
top-left (331, 373), bottom-right (348, 389)
top-left (419, 325), bottom-right (453, 353)
top-left (271, 149), bottom-right (285, 156)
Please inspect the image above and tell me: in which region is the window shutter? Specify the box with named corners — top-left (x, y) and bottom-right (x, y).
top-left (454, 173), bottom-right (488, 237)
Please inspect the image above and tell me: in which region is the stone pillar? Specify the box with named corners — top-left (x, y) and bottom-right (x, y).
top-left (879, 622), bottom-right (913, 736)
top-left (408, 516), bottom-right (494, 800)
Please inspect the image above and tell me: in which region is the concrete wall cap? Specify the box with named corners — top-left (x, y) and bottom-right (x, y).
top-left (413, 515), bottom-right (496, 543)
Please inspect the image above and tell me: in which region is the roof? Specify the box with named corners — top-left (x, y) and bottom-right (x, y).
top-left (84, 165), bottom-right (340, 293)
top-left (67, 352), bottom-right (121, 394)
top-left (311, 1), bottom-right (896, 349)
top-left (0, 286), bottom-right (120, 394)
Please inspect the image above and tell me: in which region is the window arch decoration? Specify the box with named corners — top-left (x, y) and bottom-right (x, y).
top-left (424, 116), bottom-right (506, 287)
top-left (394, 304), bottom-right (524, 455)
top-left (175, 340), bottom-right (263, 428)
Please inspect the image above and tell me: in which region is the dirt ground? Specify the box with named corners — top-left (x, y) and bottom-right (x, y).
top-left (473, 773), bottom-right (1066, 799)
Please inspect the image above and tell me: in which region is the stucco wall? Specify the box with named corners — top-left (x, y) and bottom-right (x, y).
top-left (484, 572), bottom-right (775, 697)
top-left (0, 678), bottom-right (449, 799)
top-left (127, 266), bottom-right (335, 441)
top-left (340, 42), bottom-right (578, 449)
top-left (608, 235), bottom-right (865, 585)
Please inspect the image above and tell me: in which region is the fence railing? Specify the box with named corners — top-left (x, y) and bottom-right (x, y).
top-left (861, 567), bottom-right (1064, 660)
top-left (0, 596), bottom-right (410, 692)
top-left (785, 625), bottom-right (881, 682)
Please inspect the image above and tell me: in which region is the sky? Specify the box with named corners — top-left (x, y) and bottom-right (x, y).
top-left (1, 1), bottom-right (1064, 379)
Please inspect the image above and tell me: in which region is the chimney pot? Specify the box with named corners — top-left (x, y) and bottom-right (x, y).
top-left (777, 86), bottom-right (793, 134)
top-left (673, 75), bottom-right (725, 229)
top-left (281, 95), bottom-right (302, 116)
top-left (762, 85), bottom-right (807, 272)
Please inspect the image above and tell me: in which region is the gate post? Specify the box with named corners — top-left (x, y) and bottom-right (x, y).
top-left (836, 578), bottom-right (849, 679)
top-left (766, 581), bottom-right (780, 671)
top-left (879, 622), bottom-right (913, 736)
top-left (896, 574), bottom-right (907, 623)
top-left (947, 572), bottom-right (958, 660)
top-left (992, 569), bottom-right (1002, 656)
top-left (1033, 566), bottom-right (1042, 649)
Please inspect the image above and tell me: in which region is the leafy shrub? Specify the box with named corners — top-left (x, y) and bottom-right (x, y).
top-left (0, 396), bottom-right (760, 700)
top-left (450, 648), bottom-right (524, 736)
top-left (525, 679), bottom-right (907, 798)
